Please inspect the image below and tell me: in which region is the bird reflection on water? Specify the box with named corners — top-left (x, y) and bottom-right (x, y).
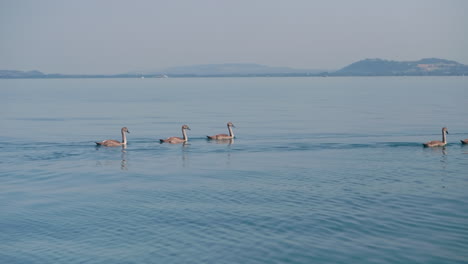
top-left (94, 145), bottom-right (128, 170)
top-left (207, 138), bottom-right (234, 145)
top-left (121, 148), bottom-right (127, 171)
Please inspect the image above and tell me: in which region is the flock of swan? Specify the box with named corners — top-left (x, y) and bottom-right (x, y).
top-left (95, 123), bottom-right (468, 148)
top-left (96, 122), bottom-right (236, 147)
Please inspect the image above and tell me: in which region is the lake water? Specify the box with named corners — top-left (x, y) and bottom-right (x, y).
top-left (1, 77), bottom-right (467, 263)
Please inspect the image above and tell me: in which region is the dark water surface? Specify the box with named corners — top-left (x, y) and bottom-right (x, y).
top-left (1, 77), bottom-right (467, 263)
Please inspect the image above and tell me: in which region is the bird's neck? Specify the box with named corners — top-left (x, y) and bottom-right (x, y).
top-left (182, 129), bottom-right (188, 141)
top-left (122, 130), bottom-right (127, 145)
top-left (442, 131), bottom-right (447, 144)
top-left (228, 126), bottom-right (234, 137)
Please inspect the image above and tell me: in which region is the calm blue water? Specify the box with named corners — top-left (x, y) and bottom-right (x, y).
top-left (1, 77), bottom-right (467, 263)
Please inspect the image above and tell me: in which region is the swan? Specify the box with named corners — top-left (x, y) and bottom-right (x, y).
top-left (160, 124), bottom-right (191, 144)
top-left (207, 122), bottom-right (235, 140)
top-left (423, 127), bottom-right (448, 147)
top-left (96, 127), bottom-right (130, 147)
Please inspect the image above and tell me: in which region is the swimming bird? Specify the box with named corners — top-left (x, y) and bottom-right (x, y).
top-left (461, 138), bottom-right (468, 144)
top-left (207, 122), bottom-right (235, 140)
top-left (96, 127), bottom-right (130, 147)
top-left (423, 127), bottom-right (448, 147)
top-left (160, 124), bottom-right (191, 144)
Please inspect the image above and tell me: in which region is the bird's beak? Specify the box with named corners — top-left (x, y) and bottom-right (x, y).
top-left (127, 130), bottom-right (130, 133)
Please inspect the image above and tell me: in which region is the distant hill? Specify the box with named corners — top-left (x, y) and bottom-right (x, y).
top-left (2, 58), bottom-right (467, 78)
top-left (335, 58), bottom-right (468, 76)
top-left (0, 70), bottom-right (45, 78)
top-left (0, 70), bottom-right (145, 79)
top-left (163, 63), bottom-right (322, 76)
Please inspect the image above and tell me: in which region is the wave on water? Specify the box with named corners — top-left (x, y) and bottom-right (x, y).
top-left (1, 137), bottom-right (464, 164)
top-left (235, 141), bottom-right (427, 153)
top-left (11, 117), bottom-right (67, 122)
top-left (11, 117), bottom-right (117, 121)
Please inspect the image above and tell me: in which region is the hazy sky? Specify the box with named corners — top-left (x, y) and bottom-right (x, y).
top-left (1, 0), bottom-right (467, 74)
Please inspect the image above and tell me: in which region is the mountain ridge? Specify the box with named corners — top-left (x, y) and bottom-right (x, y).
top-left (2, 58), bottom-right (467, 78)
top-left (162, 63), bottom-right (323, 75)
top-left (335, 58), bottom-right (468, 76)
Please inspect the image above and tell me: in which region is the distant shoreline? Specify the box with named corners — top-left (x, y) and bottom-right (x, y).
top-left (1, 74), bottom-right (467, 79)
top-left (2, 58), bottom-right (467, 79)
